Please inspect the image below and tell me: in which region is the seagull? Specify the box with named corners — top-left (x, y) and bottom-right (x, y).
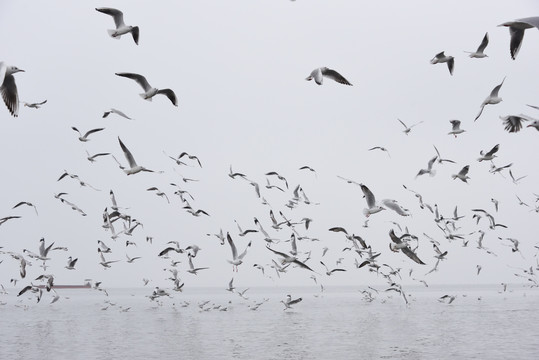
top-left (0, 62), bottom-right (24, 117)
top-left (430, 51), bottom-right (454, 75)
top-left (305, 67), bottom-right (352, 85)
top-left (12, 201), bottom-right (38, 215)
top-left (319, 261), bottom-right (346, 276)
top-left (398, 119), bottom-right (423, 135)
top-left (465, 32), bottom-right (489, 58)
top-left (23, 100), bottom-right (47, 109)
top-left (71, 127), bottom-right (105, 142)
top-left (281, 294), bottom-right (303, 310)
top-left (477, 144), bottom-right (499, 162)
top-left (187, 254), bottom-right (209, 275)
top-left (125, 254), bottom-right (141, 263)
top-left (475, 78), bottom-right (505, 121)
top-left (103, 108), bottom-right (133, 120)
top-left (360, 184), bottom-right (385, 217)
top-left (98, 249), bottom-right (120, 268)
top-left (498, 17), bottom-right (539, 59)
top-left (95, 7), bottom-right (139, 45)
top-left (115, 72), bottom-right (178, 106)
top-left (416, 156), bottom-right (437, 178)
top-left (452, 165), bottom-right (470, 183)
top-left (381, 199), bottom-right (411, 216)
top-left (389, 229), bottom-right (426, 265)
top-left (118, 137), bottom-right (157, 175)
top-left (146, 187), bottom-right (170, 203)
top-left (509, 170), bottom-right (527, 185)
top-left (98, 240), bottom-right (112, 253)
top-left (368, 146), bottom-right (391, 158)
top-left (433, 145), bottom-right (455, 164)
top-left (65, 256), bottom-right (78, 270)
top-left (448, 120), bottom-right (465, 137)
top-left (266, 246), bottom-right (314, 272)
top-left (86, 151), bottom-right (111, 163)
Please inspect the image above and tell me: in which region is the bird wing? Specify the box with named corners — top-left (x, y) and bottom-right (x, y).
top-left (490, 78), bottom-right (505, 97)
top-left (1, 73), bottom-right (19, 117)
top-left (458, 166), bottom-right (470, 176)
top-left (156, 89), bottom-right (178, 106)
top-left (397, 118), bottom-right (408, 129)
top-left (238, 241), bottom-right (251, 260)
top-left (500, 115), bottom-right (527, 133)
top-left (485, 144), bottom-right (500, 157)
top-left (110, 108), bottom-right (132, 119)
top-left (84, 128), bottom-right (105, 138)
top-left (227, 233), bottom-right (238, 259)
top-left (321, 67), bottom-right (352, 85)
top-left (401, 247), bottom-right (426, 265)
top-left (118, 137), bottom-right (138, 168)
top-left (477, 32), bottom-right (489, 52)
top-left (447, 58), bottom-right (454, 75)
top-left (96, 7), bottom-right (125, 28)
top-left (360, 184), bottom-right (376, 208)
top-left (115, 72), bottom-right (151, 91)
top-left (427, 156), bottom-right (437, 170)
top-left (266, 246), bottom-right (291, 260)
top-left (509, 27), bottom-right (525, 60)
top-left (131, 26), bottom-right (140, 45)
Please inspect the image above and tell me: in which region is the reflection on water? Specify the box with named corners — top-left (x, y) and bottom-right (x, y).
top-left (0, 285), bottom-right (538, 359)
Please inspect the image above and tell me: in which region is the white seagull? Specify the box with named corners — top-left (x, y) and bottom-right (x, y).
top-left (498, 17), bottom-right (539, 59)
top-left (465, 32), bottom-right (489, 58)
top-left (477, 144), bottom-right (499, 162)
top-left (103, 108), bottom-right (133, 120)
top-left (118, 137), bottom-right (157, 175)
top-left (475, 78), bottom-right (505, 121)
top-left (430, 52), bottom-right (454, 75)
top-left (360, 184), bottom-right (385, 217)
top-left (0, 62), bottom-right (24, 117)
top-left (448, 120), bottom-right (465, 137)
top-left (115, 72), bottom-right (178, 106)
top-left (23, 100), bottom-right (47, 109)
top-left (398, 118), bottom-right (423, 135)
top-left (95, 7), bottom-right (139, 45)
top-left (452, 165), bottom-right (470, 183)
top-left (226, 233), bottom-right (251, 271)
top-left (305, 67), bottom-right (352, 86)
top-left (71, 127), bottom-right (105, 142)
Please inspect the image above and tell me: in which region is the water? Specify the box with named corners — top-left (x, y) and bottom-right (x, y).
top-left (1, 285), bottom-right (538, 359)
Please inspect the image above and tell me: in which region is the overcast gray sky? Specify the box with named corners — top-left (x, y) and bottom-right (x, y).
top-left (1, 1), bottom-right (538, 290)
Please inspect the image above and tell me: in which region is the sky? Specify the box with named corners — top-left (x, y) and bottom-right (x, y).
top-left (1, 0), bottom-right (539, 291)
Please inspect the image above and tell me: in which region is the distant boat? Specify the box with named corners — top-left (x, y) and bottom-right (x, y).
top-left (37, 282), bottom-right (91, 290)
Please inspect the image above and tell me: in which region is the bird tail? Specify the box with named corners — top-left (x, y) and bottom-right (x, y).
top-left (430, 170), bottom-right (436, 177)
top-left (108, 29), bottom-right (121, 39)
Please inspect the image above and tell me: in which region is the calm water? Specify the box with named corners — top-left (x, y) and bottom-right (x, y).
top-left (1, 285), bottom-right (538, 360)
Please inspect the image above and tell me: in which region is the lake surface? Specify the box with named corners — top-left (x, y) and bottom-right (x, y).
top-left (1, 285), bottom-right (538, 359)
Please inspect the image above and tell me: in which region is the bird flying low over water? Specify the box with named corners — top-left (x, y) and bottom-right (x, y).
top-left (498, 17), bottom-right (539, 60)
top-left (305, 67), bottom-right (352, 85)
top-left (389, 229), bottom-right (426, 265)
top-left (226, 232), bottom-right (251, 271)
top-left (0, 62), bottom-right (24, 117)
top-left (430, 51), bottom-right (454, 75)
top-left (116, 72), bottom-right (178, 106)
top-left (96, 7), bottom-right (139, 45)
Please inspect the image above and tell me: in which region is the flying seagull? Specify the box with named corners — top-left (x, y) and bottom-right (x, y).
top-left (118, 137), bottom-right (157, 175)
top-left (12, 201), bottom-right (38, 215)
top-left (226, 232), bottom-right (251, 271)
top-left (0, 62), bottom-right (24, 117)
top-left (115, 72), bottom-right (178, 106)
top-left (398, 118), bottom-right (423, 135)
top-left (266, 246), bottom-right (314, 272)
top-left (361, 184), bottom-right (385, 217)
top-left (95, 7), bottom-right (139, 45)
top-left (430, 52), bottom-right (454, 75)
top-left (71, 127), bottom-right (105, 142)
top-left (103, 108), bottom-right (133, 120)
top-left (477, 144), bottom-right (499, 162)
top-left (465, 32), bottom-right (489, 58)
top-left (475, 78), bottom-right (505, 121)
top-left (23, 100), bottom-right (47, 109)
top-left (448, 120), bottom-right (465, 137)
top-left (452, 165), bottom-right (470, 183)
top-left (498, 17), bottom-right (539, 59)
top-left (416, 156), bottom-right (437, 178)
top-left (305, 67), bottom-right (352, 86)
top-left (389, 229), bottom-right (426, 265)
